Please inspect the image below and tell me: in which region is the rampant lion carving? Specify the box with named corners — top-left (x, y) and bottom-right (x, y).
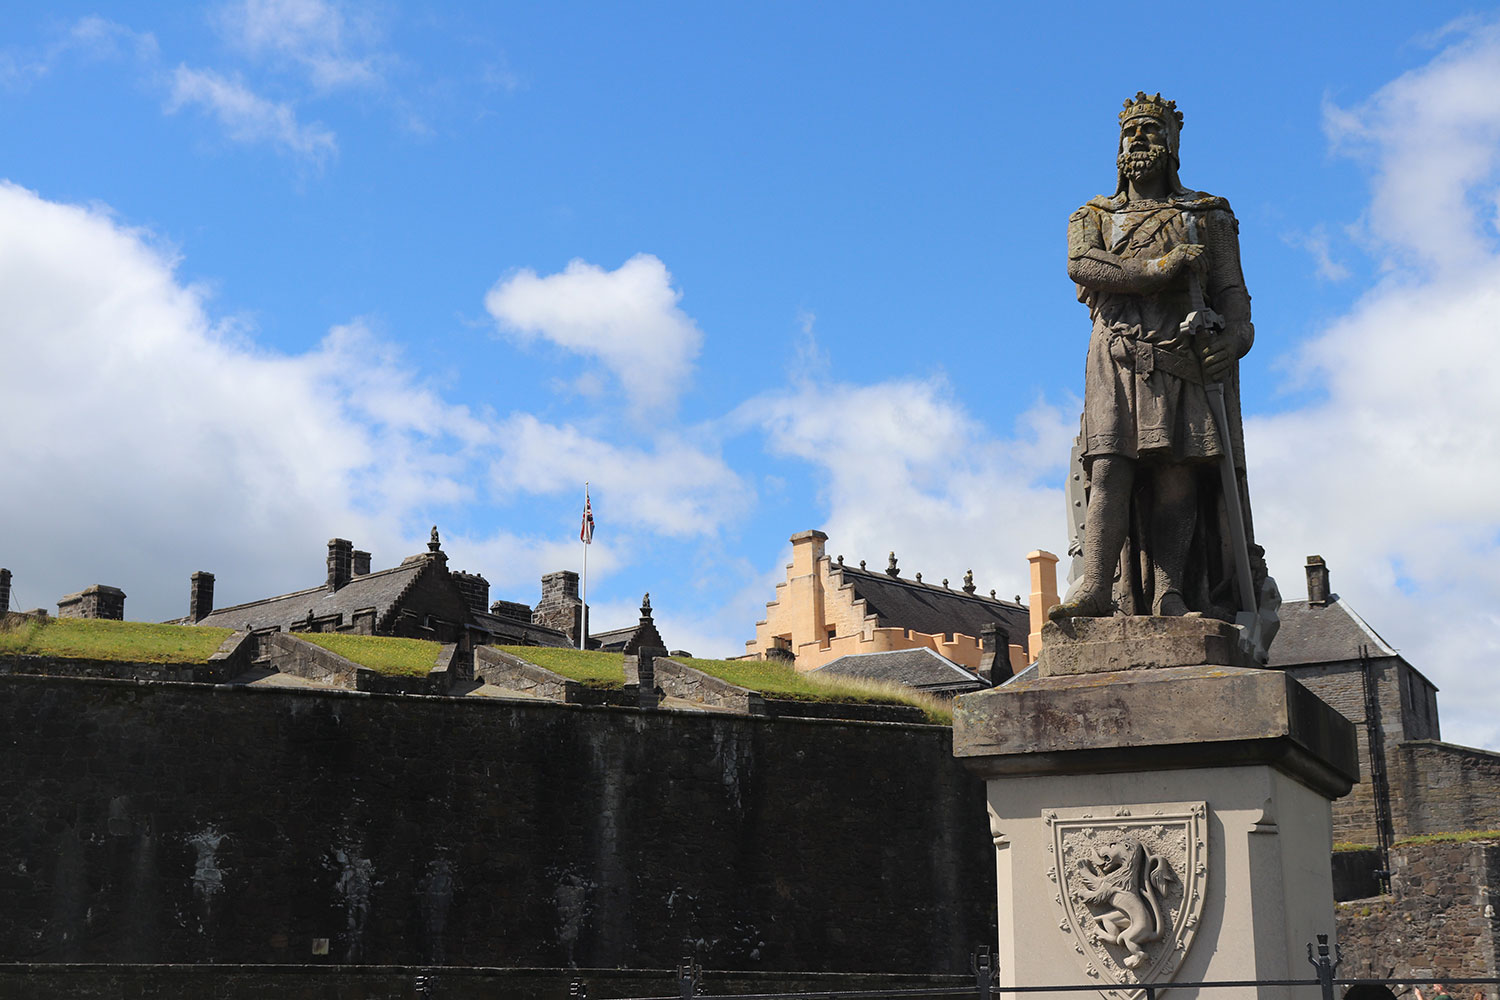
top-left (1074, 835), bottom-right (1179, 969)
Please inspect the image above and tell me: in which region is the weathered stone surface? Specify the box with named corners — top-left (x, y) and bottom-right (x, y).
top-left (473, 644), bottom-right (580, 701)
top-left (953, 663), bottom-right (1359, 798)
top-left (0, 965), bottom-right (972, 1000)
top-left (1336, 838), bottom-right (1500, 982)
top-left (1036, 615), bottom-right (1254, 676)
top-left (0, 673), bottom-right (993, 972)
top-left (656, 657), bottom-right (765, 715)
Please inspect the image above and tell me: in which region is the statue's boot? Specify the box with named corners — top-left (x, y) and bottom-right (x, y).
top-left (1152, 589), bottom-right (1201, 618)
top-left (1047, 590), bottom-right (1112, 622)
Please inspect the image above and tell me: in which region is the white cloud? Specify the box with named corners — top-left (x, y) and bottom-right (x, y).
top-left (741, 375), bottom-right (1074, 606)
top-left (486, 415), bottom-right (748, 538)
top-left (167, 65), bottom-right (337, 164)
top-left (1247, 20), bottom-right (1500, 750)
top-left (0, 181), bottom-right (745, 625)
top-left (216, 0), bottom-right (384, 90)
top-left (485, 254), bottom-right (704, 416)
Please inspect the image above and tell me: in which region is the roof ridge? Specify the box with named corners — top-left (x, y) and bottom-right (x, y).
top-left (837, 564), bottom-right (1026, 610)
top-left (1329, 594), bottom-right (1399, 657)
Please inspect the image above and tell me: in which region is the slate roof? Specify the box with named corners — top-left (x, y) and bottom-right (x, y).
top-left (196, 560), bottom-right (429, 633)
top-left (834, 565), bottom-right (1032, 654)
top-left (469, 610), bottom-right (573, 648)
top-left (811, 647), bottom-right (986, 693)
top-left (1267, 595), bottom-right (1400, 668)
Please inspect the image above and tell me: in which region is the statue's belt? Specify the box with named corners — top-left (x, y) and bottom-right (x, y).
top-left (1109, 334), bottom-right (1202, 384)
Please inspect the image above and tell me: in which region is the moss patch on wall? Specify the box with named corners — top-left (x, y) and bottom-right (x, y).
top-left (297, 633), bottom-right (441, 677)
top-left (0, 617), bottom-right (231, 664)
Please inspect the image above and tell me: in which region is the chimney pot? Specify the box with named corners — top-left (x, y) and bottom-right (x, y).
top-left (1305, 555), bottom-right (1330, 607)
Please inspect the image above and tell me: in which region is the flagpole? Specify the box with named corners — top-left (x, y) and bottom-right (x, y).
top-left (580, 481), bottom-right (588, 650)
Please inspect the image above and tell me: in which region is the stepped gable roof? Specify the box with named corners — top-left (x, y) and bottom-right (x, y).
top-left (1268, 595), bottom-right (1402, 668)
top-left (469, 609), bottom-right (572, 648)
top-left (835, 564), bottom-right (1031, 653)
top-left (195, 559), bottom-right (432, 632)
top-left (812, 647), bottom-right (985, 693)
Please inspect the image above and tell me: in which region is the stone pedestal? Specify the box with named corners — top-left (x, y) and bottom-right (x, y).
top-left (953, 618), bottom-right (1358, 1000)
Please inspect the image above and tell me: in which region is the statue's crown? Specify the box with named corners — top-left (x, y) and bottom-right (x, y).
top-left (1119, 91), bottom-right (1183, 131)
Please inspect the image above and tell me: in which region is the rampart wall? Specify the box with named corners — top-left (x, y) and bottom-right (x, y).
top-left (0, 674), bottom-right (995, 974)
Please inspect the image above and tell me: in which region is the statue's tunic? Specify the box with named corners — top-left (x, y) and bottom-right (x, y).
top-left (1067, 190), bottom-right (1252, 468)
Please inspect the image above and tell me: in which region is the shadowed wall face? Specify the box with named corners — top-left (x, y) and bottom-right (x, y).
top-left (0, 676), bottom-right (995, 973)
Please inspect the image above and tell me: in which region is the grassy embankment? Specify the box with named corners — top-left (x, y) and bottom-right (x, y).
top-left (295, 633), bottom-right (443, 677)
top-left (0, 616), bottom-right (233, 663)
top-left (1394, 829), bottom-right (1500, 847)
top-left (495, 647), bottom-right (952, 724)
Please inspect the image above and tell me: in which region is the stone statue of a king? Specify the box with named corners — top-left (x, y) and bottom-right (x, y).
top-left (1049, 92), bottom-right (1279, 657)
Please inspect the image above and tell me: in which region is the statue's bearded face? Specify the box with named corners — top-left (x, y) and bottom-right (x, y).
top-left (1118, 116), bottom-right (1170, 181)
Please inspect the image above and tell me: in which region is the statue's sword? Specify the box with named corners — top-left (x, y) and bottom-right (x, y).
top-left (1180, 214), bottom-right (1259, 630)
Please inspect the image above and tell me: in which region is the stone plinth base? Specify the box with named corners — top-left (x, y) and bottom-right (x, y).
top-left (954, 625), bottom-right (1357, 999)
top-left (1036, 616), bottom-right (1254, 676)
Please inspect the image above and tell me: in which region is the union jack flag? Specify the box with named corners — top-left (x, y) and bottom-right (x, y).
top-left (580, 490), bottom-right (595, 544)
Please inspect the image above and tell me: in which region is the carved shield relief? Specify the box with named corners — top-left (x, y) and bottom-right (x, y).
top-left (1044, 802), bottom-right (1207, 1000)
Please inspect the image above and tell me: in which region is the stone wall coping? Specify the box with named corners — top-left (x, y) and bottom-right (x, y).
top-left (953, 662), bottom-right (1359, 799)
top-left (0, 670), bottom-right (949, 733)
top-left (1402, 738), bottom-right (1500, 761)
top-left (473, 645), bottom-right (581, 702)
top-left (657, 657), bottom-right (767, 715)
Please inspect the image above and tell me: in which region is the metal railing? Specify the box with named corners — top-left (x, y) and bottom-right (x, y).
top-left (559, 937), bottom-right (1500, 1000)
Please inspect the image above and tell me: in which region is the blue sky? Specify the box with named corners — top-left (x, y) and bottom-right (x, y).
top-left (5, 3), bottom-right (1500, 748)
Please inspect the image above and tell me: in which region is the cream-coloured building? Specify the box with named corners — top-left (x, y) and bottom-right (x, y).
top-left (742, 530), bottom-right (1048, 675)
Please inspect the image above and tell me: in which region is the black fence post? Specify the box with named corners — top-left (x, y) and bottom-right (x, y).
top-left (1307, 933), bottom-right (1342, 1000)
top-left (1144, 987), bottom-right (1156, 1000)
top-left (971, 945), bottom-right (994, 1000)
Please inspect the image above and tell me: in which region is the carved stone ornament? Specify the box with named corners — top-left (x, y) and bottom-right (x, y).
top-left (1045, 802), bottom-right (1207, 1000)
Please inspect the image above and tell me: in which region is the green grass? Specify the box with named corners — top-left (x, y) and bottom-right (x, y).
top-left (296, 633), bottom-right (442, 677)
top-left (494, 646), bottom-right (625, 688)
top-left (1394, 829), bottom-right (1500, 847)
top-left (0, 616), bottom-right (233, 664)
top-left (488, 647), bottom-right (953, 723)
top-left (1333, 841), bottom-right (1376, 853)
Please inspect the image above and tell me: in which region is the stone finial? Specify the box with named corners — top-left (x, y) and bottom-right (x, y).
top-left (942, 578), bottom-right (949, 589)
top-left (886, 552), bottom-right (899, 577)
top-left (915, 572), bottom-right (923, 583)
top-left (990, 589), bottom-right (997, 599)
top-left (860, 560), bottom-right (866, 570)
top-left (837, 554), bottom-right (844, 567)
top-left (428, 525), bottom-right (442, 553)
top-left (623, 591), bottom-right (666, 655)
top-left (963, 569), bottom-right (976, 595)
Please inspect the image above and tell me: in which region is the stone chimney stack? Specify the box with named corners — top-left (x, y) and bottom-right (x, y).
top-left (534, 570), bottom-right (584, 643)
top-left (1027, 549), bottom-right (1060, 660)
top-left (451, 571), bottom-right (490, 616)
top-left (327, 538), bottom-right (353, 591)
top-left (57, 585), bottom-right (125, 620)
top-left (1305, 555), bottom-right (1330, 607)
top-left (189, 571), bottom-right (215, 623)
top-left (352, 550), bottom-right (371, 576)
top-left (978, 622), bottom-right (1013, 686)
top-left (0, 568), bottom-right (10, 615)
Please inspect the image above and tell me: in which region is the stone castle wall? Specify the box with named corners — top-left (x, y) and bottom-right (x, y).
top-left (1396, 742), bottom-right (1500, 836)
top-left (0, 673), bottom-right (995, 974)
top-left (1337, 839), bottom-right (1500, 983)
